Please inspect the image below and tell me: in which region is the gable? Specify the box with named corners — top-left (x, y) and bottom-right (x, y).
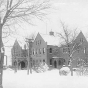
top-left (74, 31), bottom-right (88, 46)
top-left (32, 33), bottom-right (46, 48)
top-left (12, 40), bottom-right (22, 55)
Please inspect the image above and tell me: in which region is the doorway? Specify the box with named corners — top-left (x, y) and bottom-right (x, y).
top-left (54, 60), bottom-right (57, 68)
top-left (20, 61), bottom-right (25, 69)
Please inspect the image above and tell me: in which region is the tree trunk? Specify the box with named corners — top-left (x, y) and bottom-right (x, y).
top-left (29, 59), bottom-right (32, 74)
top-left (69, 57), bottom-right (73, 76)
top-left (70, 66), bottom-right (73, 76)
top-left (0, 20), bottom-right (3, 88)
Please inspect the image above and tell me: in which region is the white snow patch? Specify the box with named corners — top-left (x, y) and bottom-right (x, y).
top-left (2, 69), bottom-right (88, 88)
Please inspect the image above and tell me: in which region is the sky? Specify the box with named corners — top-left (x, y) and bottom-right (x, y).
top-left (3, 0), bottom-right (88, 65)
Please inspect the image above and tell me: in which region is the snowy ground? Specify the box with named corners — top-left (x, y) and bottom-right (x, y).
top-left (2, 68), bottom-right (88, 88)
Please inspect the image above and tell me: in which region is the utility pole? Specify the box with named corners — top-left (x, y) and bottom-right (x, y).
top-left (27, 41), bottom-right (30, 74)
top-left (26, 38), bottom-right (33, 75)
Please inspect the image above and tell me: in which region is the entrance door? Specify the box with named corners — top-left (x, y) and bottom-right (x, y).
top-left (20, 61), bottom-right (25, 69)
top-left (54, 60), bottom-right (57, 68)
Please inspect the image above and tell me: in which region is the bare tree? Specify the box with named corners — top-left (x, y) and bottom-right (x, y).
top-left (25, 33), bottom-right (35, 74)
top-left (0, 0), bottom-right (50, 87)
top-left (57, 21), bottom-right (82, 76)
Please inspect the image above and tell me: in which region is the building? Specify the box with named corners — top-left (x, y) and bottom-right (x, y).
top-left (11, 40), bottom-right (28, 69)
top-left (31, 31), bottom-right (88, 69)
top-left (31, 31), bottom-right (66, 69)
top-left (11, 31), bottom-right (88, 70)
top-left (60, 31), bottom-right (88, 68)
top-left (71, 31), bottom-right (88, 67)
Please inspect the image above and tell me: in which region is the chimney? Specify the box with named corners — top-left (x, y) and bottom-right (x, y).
top-left (49, 31), bottom-right (54, 36)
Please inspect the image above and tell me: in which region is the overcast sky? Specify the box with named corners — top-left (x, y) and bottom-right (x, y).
top-left (4, 0), bottom-right (88, 65)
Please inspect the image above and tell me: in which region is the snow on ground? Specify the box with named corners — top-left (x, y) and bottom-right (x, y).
top-left (2, 68), bottom-right (88, 88)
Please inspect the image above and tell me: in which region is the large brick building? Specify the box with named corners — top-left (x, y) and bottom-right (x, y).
top-left (31, 31), bottom-right (66, 69)
top-left (31, 31), bottom-right (88, 68)
top-left (70, 31), bottom-right (88, 67)
top-left (11, 40), bottom-right (28, 69)
top-left (11, 31), bottom-right (88, 70)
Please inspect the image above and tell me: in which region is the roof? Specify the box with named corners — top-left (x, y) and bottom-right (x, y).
top-left (13, 39), bottom-right (22, 49)
top-left (39, 33), bottom-right (60, 46)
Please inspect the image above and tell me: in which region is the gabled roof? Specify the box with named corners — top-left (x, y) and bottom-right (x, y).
top-left (39, 33), bottom-right (60, 46)
top-left (73, 31), bottom-right (88, 46)
top-left (13, 39), bottom-right (21, 48)
top-left (74, 31), bottom-right (86, 41)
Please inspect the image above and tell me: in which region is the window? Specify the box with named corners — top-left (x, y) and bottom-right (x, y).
top-left (33, 49), bottom-right (34, 55)
top-left (84, 47), bottom-right (86, 54)
top-left (33, 60), bottom-right (35, 65)
top-left (34, 49), bottom-right (35, 55)
top-left (77, 60), bottom-right (80, 66)
top-left (50, 59), bottom-right (52, 65)
top-left (39, 49), bottom-right (41, 54)
top-left (40, 40), bottom-right (41, 44)
top-left (38, 40), bottom-right (39, 45)
top-left (58, 60), bottom-right (62, 65)
top-left (32, 49), bottom-right (35, 55)
top-left (43, 48), bottom-right (46, 54)
top-left (49, 48), bottom-right (52, 53)
top-left (80, 38), bottom-right (83, 43)
top-left (36, 60), bottom-right (38, 64)
top-left (36, 49), bottom-right (37, 54)
top-left (43, 59), bottom-right (45, 62)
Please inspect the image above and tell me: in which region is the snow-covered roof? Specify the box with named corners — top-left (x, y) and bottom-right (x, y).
top-left (40, 33), bottom-right (60, 46)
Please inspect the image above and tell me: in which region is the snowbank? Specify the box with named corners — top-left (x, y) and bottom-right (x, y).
top-left (2, 69), bottom-right (88, 88)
